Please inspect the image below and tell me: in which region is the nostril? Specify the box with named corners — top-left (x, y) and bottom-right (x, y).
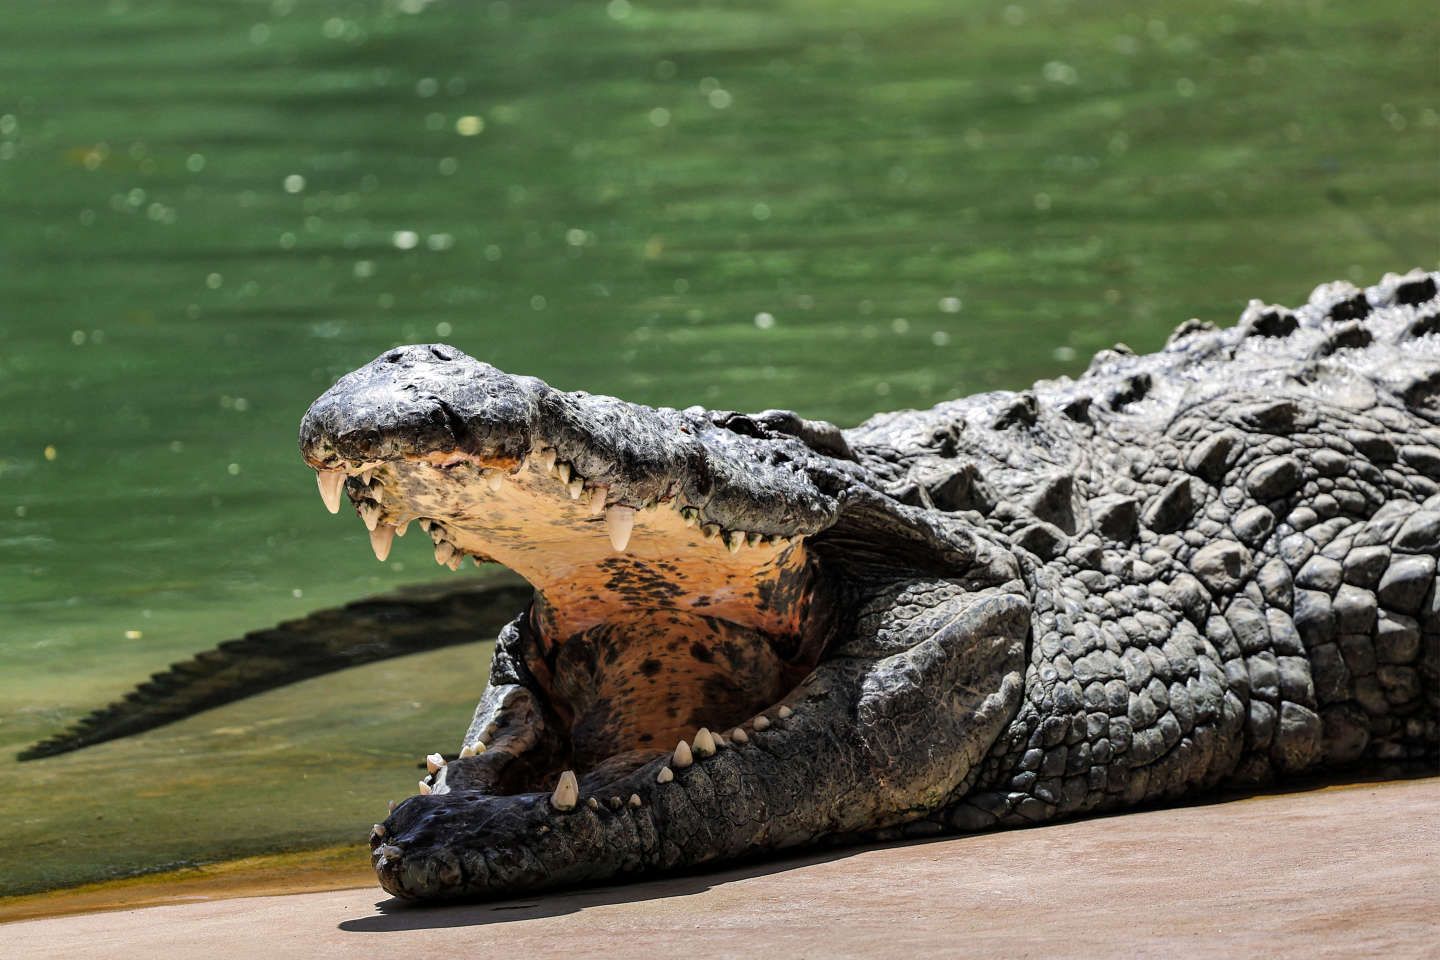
top-left (429, 345), bottom-right (459, 362)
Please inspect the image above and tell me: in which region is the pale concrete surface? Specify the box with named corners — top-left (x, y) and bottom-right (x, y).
top-left (5, 778), bottom-right (1436, 960)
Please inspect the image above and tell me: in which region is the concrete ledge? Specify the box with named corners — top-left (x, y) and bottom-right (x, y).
top-left (5, 778), bottom-right (1436, 960)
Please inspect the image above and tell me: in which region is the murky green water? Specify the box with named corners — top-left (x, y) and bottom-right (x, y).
top-left (1, 0), bottom-right (1435, 896)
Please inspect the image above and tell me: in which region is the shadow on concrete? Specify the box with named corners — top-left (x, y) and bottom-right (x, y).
top-left (337, 846), bottom-right (863, 932)
top-left (337, 763), bottom-right (1437, 934)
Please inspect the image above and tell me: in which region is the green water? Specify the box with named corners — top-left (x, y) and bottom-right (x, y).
top-left (1, 0), bottom-right (1435, 897)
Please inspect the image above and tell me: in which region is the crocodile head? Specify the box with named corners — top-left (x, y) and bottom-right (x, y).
top-left (300, 344), bottom-right (1029, 900)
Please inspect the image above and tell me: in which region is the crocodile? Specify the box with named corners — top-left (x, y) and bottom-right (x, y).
top-left (287, 269), bottom-right (1440, 900)
top-left (30, 271), bottom-right (1439, 900)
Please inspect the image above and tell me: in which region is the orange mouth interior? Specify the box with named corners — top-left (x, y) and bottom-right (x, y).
top-left (329, 451), bottom-right (831, 770)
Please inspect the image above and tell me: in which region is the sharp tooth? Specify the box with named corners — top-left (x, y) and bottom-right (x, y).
top-left (557, 462), bottom-right (571, 483)
top-left (748, 532), bottom-right (765, 547)
top-left (316, 470), bottom-right (345, 513)
top-left (360, 470), bottom-right (373, 484)
top-left (418, 780), bottom-right (432, 795)
top-left (568, 478), bottom-right (584, 499)
top-left (426, 753), bottom-right (446, 774)
top-left (418, 518), bottom-right (433, 532)
top-left (550, 770), bottom-right (579, 811)
top-left (387, 800), bottom-right (396, 813)
top-left (608, 796), bottom-right (622, 810)
top-left (692, 728), bottom-right (716, 758)
top-left (656, 767), bottom-right (674, 784)
top-left (753, 715), bottom-right (771, 731)
top-left (730, 727), bottom-right (749, 743)
top-left (681, 507), bottom-right (699, 528)
top-left (606, 505), bottom-right (636, 552)
top-left (702, 523), bottom-right (721, 540)
top-left (589, 484), bottom-right (608, 516)
top-left (672, 740), bottom-right (693, 768)
top-left (359, 501), bottom-right (381, 531)
top-left (369, 524), bottom-right (396, 561)
top-left (434, 541), bottom-right (456, 565)
top-left (370, 824), bottom-right (385, 842)
top-left (777, 705), bottom-right (794, 719)
top-left (370, 483), bottom-right (384, 503)
top-left (374, 843), bottom-right (403, 860)
top-left (727, 530), bottom-right (745, 553)
top-left (586, 797), bottom-right (600, 810)
top-left (629, 793), bottom-right (642, 807)
top-left (395, 520), bottom-right (409, 537)
top-left (537, 448), bottom-right (557, 473)
top-left (486, 470), bottom-right (504, 492)
top-left (446, 554), bottom-right (463, 571)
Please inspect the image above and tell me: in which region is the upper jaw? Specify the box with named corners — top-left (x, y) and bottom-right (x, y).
top-left (298, 344), bottom-right (844, 540)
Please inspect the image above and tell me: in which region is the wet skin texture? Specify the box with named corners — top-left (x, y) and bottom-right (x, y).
top-left (295, 271), bottom-right (1440, 901)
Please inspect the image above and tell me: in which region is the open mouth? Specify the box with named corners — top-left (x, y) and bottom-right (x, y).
top-left (298, 343), bottom-right (872, 896)
top-left (306, 443), bottom-right (835, 793)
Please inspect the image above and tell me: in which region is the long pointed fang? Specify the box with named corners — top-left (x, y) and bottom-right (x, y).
top-left (606, 505), bottom-right (636, 552)
top-left (551, 770), bottom-right (579, 811)
top-left (589, 484), bottom-right (608, 516)
top-left (317, 470), bottom-right (344, 513)
top-left (369, 524), bottom-right (395, 561)
top-left (568, 477), bottom-right (584, 500)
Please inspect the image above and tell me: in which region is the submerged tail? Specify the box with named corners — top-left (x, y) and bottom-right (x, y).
top-left (18, 575), bottom-right (530, 761)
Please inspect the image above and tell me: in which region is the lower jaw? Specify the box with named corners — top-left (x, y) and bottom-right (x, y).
top-left (373, 712), bottom-right (763, 899)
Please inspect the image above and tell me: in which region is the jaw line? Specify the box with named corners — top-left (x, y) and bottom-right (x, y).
top-left (318, 446), bottom-right (816, 639)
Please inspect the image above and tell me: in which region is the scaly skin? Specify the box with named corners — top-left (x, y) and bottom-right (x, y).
top-left (233, 270), bottom-right (1440, 898)
top-left (289, 270), bottom-right (1440, 900)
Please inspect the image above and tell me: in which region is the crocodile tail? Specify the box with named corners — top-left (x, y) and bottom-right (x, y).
top-left (17, 576), bottom-right (531, 761)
